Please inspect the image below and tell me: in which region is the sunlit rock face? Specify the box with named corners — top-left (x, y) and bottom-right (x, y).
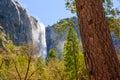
top-left (0, 0), bottom-right (32, 45)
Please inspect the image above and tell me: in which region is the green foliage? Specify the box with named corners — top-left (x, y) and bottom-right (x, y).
top-left (54, 17), bottom-right (79, 34)
top-left (65, 0), bottom-right (76, 13)
top-left (47, 59), bottom-right (65, 80)
top-left (46, 49), bottom-right (65, 80)
top-left (47, 49), bottom-right (57, 59)
top-left (77, 52), bottom-right (88, 80)
top-left (4, 40), bottom-right (17, 54)
top-left (103, 0), bottom-right (120, 38)
top-left (0, 41), bottom-right (46, 80)
top-left (108, 18), bottom-right (120, 38)
top-left (63, 27), bottom-right (88, 80)
top-left (30, 56), bottom-right (47, 80)
top-left (0, 36), bottom-right (88, 80)
top-left (46, 49), bottom-right (57, 64)
top-left (54, 20), bottom-right (69, 34)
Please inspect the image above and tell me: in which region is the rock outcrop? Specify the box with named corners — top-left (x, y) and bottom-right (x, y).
top-left (0, 0), bottom-right (34, 45)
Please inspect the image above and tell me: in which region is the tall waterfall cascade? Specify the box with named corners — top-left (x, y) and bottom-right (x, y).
top-left (32, 22), bottom-right (47, 58)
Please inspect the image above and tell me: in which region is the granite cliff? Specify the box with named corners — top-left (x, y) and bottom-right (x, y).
top-left (0, 0), bottom-right (36, 45)
top-left (0, 0), bottom-right (47, 57)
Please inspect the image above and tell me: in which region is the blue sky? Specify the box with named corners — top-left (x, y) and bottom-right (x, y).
top-left (17, 0), bottom-right (75, 26)
top-left (17, 0), bottom-right (119, 26)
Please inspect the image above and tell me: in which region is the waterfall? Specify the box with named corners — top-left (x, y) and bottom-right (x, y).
top-left (32, 22), bottom-right (47, 59)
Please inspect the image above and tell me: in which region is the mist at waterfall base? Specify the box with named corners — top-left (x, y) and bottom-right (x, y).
top-left (32, 22), bottom-right (47, 59)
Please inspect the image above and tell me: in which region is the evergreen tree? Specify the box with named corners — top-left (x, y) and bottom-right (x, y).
top-left (46, 49), bottom-right (57, 64)
top-left (63, 27), bottom-right (86, 80)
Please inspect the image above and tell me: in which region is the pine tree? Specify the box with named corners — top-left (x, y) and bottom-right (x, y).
top-left (63, 27), bottom-right (86, 80)
top-left (46, 49), bottom-right (57, 64)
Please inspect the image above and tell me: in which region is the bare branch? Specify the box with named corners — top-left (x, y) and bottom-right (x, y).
top-left (13, 60), bottom-right (22, 80)
top-left (27, 67), bottom-right (41, 80)
top-left (24, 48), bottom-right (33, 80)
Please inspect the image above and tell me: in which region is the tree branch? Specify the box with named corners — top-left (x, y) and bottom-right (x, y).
top-left (27, 67), bottom-right (41, 80)
top-left (13, 60), bottom-right (22, 80)
top-left (24, 53), bottom-right (32, 80)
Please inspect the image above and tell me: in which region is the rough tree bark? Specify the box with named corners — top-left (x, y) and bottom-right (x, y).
top-left (75, 0), bottom-right (120, 79)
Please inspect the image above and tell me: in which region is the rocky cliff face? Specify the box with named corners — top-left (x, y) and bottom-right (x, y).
top-left (46, 17), bottom-right (81, 58)
top-left (0, 0), bottom-right (36, 45)
top-left (46, 26), bottom-right (68, 58)
top-left (0, 0), bottom-right (47, 57)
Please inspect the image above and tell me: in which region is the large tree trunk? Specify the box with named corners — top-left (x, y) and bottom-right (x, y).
top-left (75, 0), bottom-right (120, 79)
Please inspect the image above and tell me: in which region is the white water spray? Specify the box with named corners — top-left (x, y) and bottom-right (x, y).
top-left (32, 22), bottom-right (47, 59)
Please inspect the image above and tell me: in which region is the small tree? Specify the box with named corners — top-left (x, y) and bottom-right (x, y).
top-left (46, 49), bottom-right (57, 64)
